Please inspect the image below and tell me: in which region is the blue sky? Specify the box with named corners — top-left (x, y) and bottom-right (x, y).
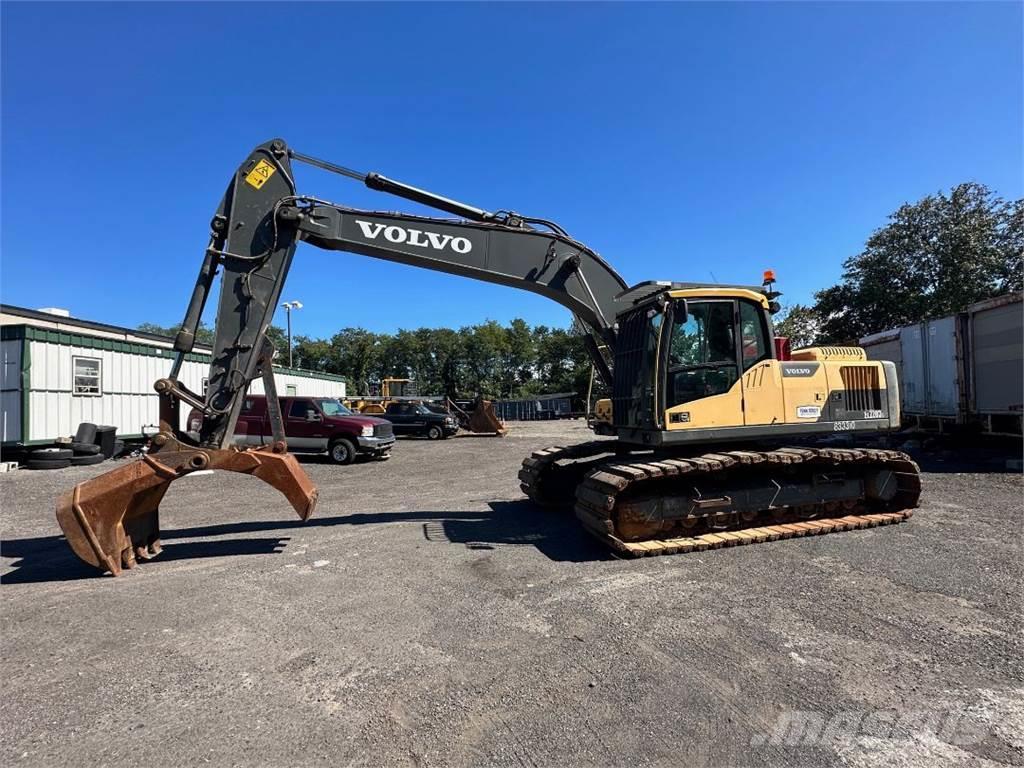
top-left (2, 2), bottom-right (1021, 340)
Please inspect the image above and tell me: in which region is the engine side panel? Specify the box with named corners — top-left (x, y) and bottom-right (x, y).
top-left (613, 359), bottom-right (899, 447)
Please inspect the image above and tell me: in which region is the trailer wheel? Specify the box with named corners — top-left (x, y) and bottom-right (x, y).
top-left (328, 438), bottom-right (356, 465)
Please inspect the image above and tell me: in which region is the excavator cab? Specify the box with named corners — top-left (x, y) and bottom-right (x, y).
top-left (603, 284), bottom-right (902, 446)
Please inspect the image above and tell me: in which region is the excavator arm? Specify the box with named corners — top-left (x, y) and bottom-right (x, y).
top-left (192, 140), bottom-right (627, 449)
top-left (57, 138), bottom-right (630, 575)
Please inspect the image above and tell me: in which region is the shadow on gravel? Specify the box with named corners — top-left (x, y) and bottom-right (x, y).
top-left (901, 442), bottom-right (1022, 475)
top-left (424, 500), bottom-right (613, 563)
top-left (294, 455), bottom-right (389, 466)
top-left (898, 432), bottom-right (1022, 472)
top-left (155, 501), bottom-right (608, 563)
top-left (1, 501), bottom-right (607, 583)
top-left (0, 534), bottom-right (292, 584)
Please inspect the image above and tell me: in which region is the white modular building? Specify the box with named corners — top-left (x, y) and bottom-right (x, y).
top-left (1, 305), bottom-right (346, 448)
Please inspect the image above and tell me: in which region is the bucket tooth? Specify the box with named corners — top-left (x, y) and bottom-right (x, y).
top-left (55, 446), bottom-right (318, 576)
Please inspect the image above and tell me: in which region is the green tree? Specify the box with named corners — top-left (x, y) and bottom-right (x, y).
top-left (330, 328), bottom-right (382, 395)
top-left (813, 183), bottom-right (1022, 342)
top-left (380, 329), bottom-right (420, 380)
top-left (264, 325), bottom-right (290, 362)
top-left (773, 304), bottom-right (822, 349)
top-left (501, 318), bottom-right (536, 396)
top-left (462, 320), bottom-right (508, 395)
top-left (424, 327), bottom-right (465, 397)
top-left (291, 336), bottom-right (335, 372)
top-left (527, 326), bottom-right (583, 395)
top-left (137, 321), bottom-right (215, 345)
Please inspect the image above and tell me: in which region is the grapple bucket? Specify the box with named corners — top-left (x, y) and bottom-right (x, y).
top-left (447, 397), bottom-right (507, 436)
top-left (467, 399), bottom-right (507, 436)
top-left (56, 445), bottom-right (317, 576)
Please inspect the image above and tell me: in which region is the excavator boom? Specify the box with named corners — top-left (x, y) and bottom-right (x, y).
top-left (56, 139), bottom-right (632, 575)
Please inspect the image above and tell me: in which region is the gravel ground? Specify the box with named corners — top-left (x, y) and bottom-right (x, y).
top-left (1, 422), bottom-right (1021, 767)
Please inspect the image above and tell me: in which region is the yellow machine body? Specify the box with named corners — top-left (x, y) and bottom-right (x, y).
top-left (591, 288), bottom-right (899, 442)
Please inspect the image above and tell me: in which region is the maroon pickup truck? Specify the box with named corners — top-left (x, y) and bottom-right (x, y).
top-left (188, 395), bottom-right (395, 465)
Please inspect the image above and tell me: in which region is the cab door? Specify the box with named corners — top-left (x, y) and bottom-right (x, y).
top-left (233, 396), bottom-right (265, 446)
top-left (738, 299), bottom-right (786, 425)
top-left (662, 300), bottom-right (745, 430)
top-left (385, 403), bottom-right (412, 434)
top-left (285, 398), bottom-right (328, 450)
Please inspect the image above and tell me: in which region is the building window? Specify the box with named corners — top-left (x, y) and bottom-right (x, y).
top-left (73, 356), bottom-right (102, 396)
top-left (202, 378), bottom-right (209, 397)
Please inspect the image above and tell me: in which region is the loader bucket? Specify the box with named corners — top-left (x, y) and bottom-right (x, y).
top-left (56, 446), bottom-right (318, 576)
top-left (467, 399), bottom-right (507, 436)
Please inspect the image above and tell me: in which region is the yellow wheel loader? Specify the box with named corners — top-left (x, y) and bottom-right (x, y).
top-left (349, 379), bottom-right (506, 435)
top-left (56, 140), bottom-right (919, 575)
top-left (348, 378), bottom-right (417, 414)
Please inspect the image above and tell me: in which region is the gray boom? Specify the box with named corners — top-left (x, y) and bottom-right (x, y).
top-left (170, 139), bottom-right (629, 449)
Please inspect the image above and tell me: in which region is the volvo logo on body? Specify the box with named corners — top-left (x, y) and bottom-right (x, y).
top-left (780, 363), bottom-right (820, 377)
top-left (355, 220), bottom-right (473, 254)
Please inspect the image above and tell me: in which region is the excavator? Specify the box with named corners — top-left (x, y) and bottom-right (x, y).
top-left (56, 139), bottom-right (921, 575)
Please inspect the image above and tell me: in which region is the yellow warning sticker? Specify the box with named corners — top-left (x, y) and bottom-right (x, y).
top-left (244, 159), bottom-right (276, 190)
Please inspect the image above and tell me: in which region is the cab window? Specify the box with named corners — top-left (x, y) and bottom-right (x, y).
top-left (739, 301), bottom-right (769, 370)
top-left (669, 301), bottom-right (735, 367)
top-left (288, 400), bottom-right (315, 419)
top-left (317, 399), bottom-right (352, 417)
top-left (666, 301), bottom-right (738, 408)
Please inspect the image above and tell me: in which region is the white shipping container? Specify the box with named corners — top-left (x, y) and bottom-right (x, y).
top-left (924, 315), bottom-right (959, 417)
top-left (969, 296), bottom-right (1024, 415)
top-left (861, 330), bottom-right (903, 404)
top-left (899, 324), bottom-right (929, 415)
top-left (888, 318), bottom-right (961, 417)
top-left (860, 293), bottom-right (1022, 432)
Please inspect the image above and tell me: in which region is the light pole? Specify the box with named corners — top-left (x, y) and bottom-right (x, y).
top-left (281, 300), bottom-right (303, 367)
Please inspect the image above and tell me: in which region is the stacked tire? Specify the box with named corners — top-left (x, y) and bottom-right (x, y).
top-left (26, 447), bottom-right (75, 470)
top-left (26, 422), bottom-right (109, 470)
top-left (69, 422), bottom-right (105, 466)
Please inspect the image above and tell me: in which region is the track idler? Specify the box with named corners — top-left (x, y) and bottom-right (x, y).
top-left (55, 438), bottom-right (318, 576)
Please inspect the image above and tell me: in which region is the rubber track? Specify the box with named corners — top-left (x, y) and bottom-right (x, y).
top-left (521, 445), bottom-right (921, 557)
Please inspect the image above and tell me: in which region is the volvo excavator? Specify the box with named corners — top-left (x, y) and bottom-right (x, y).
top-left (56, 139), bottom-right (921, 575)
